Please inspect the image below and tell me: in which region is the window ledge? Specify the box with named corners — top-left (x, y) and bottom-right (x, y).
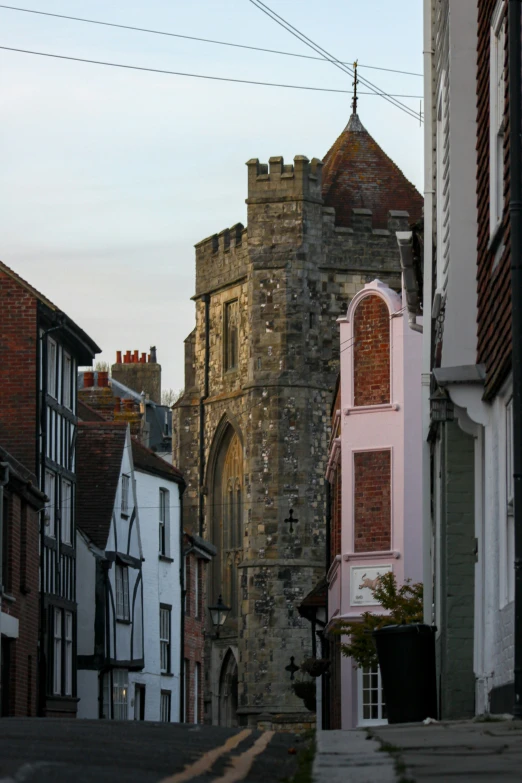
top-left (343, 403), bottom-right (399, 416)
top-left (161, 672), bottom-right (174, 678)
top-left (116, 618), bottom-right (131, 625)
top-left (159, 555), bottom-right (174, 563)
top-left (120, 513), bottom-right (130, 520)
top-left (1, 591), bottom-right (16, 604)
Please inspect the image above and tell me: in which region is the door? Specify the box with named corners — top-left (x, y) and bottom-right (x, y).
top-left (134, 684), bottom-right (146, 720)
top-left (1, 637), bottom-right (11, 716)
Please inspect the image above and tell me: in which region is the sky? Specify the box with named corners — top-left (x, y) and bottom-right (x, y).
top-left (0, 0), bottom-right (423, 393)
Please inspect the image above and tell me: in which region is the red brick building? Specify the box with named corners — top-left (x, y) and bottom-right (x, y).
top-left (1, 446), bottom-right (46, 716)
top-left (0, 260), bottom-right (100, 716)
top-left (183, 532), bottom-right (216, 724)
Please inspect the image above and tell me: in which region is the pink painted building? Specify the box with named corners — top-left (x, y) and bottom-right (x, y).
top-left (327, 279), bottom-right (422, 728)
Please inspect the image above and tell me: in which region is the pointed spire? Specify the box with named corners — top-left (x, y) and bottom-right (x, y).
top-left (351, 60), bottom-right (359, 115)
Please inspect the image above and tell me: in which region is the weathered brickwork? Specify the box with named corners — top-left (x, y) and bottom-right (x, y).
top-left (184, 551), bottom-right (205, 724)
top-left (173, 143), bottom-right (410, 727)
top-left (1, 456), bottom-right (42, 716)
top-left (353, 295), bottom-right (390, 406)
top-left (0, 273), bottom-right (38, 474)
top-left (353, 450), bottom-right (391, 553)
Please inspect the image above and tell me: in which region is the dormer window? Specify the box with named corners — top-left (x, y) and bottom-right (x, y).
top-left (224, 300), bottom-right (239, 373)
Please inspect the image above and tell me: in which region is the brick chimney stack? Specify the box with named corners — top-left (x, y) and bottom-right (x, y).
top-left (111, 347), bottom-right (161, 403)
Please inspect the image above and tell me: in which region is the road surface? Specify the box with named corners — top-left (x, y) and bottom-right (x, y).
top-left (0, 719), bottom-right (304, 783)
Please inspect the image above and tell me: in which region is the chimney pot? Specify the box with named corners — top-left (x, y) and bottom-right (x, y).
top-left (98, 371), bottom-right (109, 388)
top-left (116, 351), bottom-right (122, 364)
top-left (125, 351), bottom-right (131, 364)
top-left (141, 352), bottom-right (147, 364)
top-left (150, 346), bottom-right (157, 363)
top-left (84, 371), bottom-right (94, 388)
top-left (133, 350), bottom-right (139, 363)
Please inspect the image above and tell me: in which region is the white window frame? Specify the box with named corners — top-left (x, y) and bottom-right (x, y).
top-left (47, 338), bottom-right (57, 399)
top-left (63, 352), bottom-right (72, 410)
top-left (53, 608), bottom-right (63, 695)
top-left (160, 690), bottom-right (171, 723)
top-left (159, 488), bottom-right (169, 556)
top-left (45, 470), bottom-right (56, 538)
top-left (121, 474), bottom-right (130, 515)
top-left (490, 1), bottom-right (506, 238)
top-left (115, 564), bottom-right (130, 621)
top-left (194, 662), bottom-right (201, 725)
top-left (160, 605), bottom-right (171, 674)
top-left (65, 611), bottom-right (73, 696)
top-left (357, 664), bottom-right (387, 726)
top-left (194, 558), bottom-right (200, 619)
top-left (113, 669), bottom-right (129, 720)
top-left (183, 659), bottom-right (189, 722)
top-left (61, 478), bottom-right (73, 545)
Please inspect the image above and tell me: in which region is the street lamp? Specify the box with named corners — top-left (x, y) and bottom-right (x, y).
top-left (208, 595), bottom-right (231, 638)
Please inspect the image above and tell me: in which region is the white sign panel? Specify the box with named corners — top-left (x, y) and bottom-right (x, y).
top-left (350, 564), bottom-right (392, 606)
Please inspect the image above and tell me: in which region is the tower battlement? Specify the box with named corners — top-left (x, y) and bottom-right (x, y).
top-left (246, 155), bottom-right (323, 204)
top-left (194, 222), bottom-right (248, 297)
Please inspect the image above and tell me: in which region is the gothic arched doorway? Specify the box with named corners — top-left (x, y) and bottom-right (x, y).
top-left (218, 649), bottom-right (238, 727)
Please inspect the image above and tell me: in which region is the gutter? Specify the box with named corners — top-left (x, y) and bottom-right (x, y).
top-left (509, 0), bottom-right (522, 719)
top-left (422, 0), bottom-right (435, 626)
top-left (198, 294), bottom-right (210, 538)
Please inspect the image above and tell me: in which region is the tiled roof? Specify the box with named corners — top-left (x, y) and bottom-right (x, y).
top-left (0, 259), bottom-right (101, 358)
top-left (131, 437), bottom-right (184, 484)
top-left (76, 421), bottom-right (127, 549)
top-left (322, 113), bottom-right (423, 229)
top-left (79, 399), bottom-right (184, 486)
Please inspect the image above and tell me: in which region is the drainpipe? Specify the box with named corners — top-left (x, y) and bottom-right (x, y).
top-left (0, 462), bottom-right (9, 715)
top-left (325, 479), bottom-right (331, 574)
top-left (422, 0), bottom-right (435, 626)
top-left (198, 294), bottom-right (210, 538)
top-left (509, 0), bottom-right (522, 719)
top-left (179, 487), bottom-right (186, 723)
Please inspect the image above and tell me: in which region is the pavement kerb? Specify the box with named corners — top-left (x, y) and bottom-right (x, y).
top-left (312, 729), bottom-right (398, 783)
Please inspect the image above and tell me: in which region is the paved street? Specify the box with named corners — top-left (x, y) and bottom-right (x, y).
top-left (0, 720), bottom-right (303, 783)
top-left (313, 719), bottom-right (522, 782)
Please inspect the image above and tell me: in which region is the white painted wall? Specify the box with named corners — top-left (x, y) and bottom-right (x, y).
top-left (128, 468), bottom-right (182, 722)
top-left (76, 532), bottom-right (96, 657)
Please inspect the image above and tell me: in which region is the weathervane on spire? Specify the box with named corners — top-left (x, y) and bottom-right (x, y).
top-left (352, 60), bottom-right (359, 115)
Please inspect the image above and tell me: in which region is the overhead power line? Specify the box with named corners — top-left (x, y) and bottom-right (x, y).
top-left (248, 0), bottom-right (422, 123)
top-left (0, 45), bottom-right (423, 98)
top-left (0, 3), bottom-right (423, 78)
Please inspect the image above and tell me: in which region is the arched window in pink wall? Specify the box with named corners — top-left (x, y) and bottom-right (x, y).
top-left (353, 295), bottom-right (390, 406)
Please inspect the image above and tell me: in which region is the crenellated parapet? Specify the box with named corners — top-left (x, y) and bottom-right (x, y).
top-left (246, 155), bottom-right (323, 204)
top-left (194, 221), bottom-right (248, 298)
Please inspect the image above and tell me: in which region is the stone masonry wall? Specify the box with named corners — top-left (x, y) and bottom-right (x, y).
top-left (173, 153), bottom-right (409, 726)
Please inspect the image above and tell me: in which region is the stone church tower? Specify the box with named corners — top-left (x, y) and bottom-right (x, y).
top-left (173, 112), bottom-right (422, 729)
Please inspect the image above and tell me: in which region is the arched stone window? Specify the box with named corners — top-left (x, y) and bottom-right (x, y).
top-left (212, 428), bottom-right (243, 617)
top-left (353, 294), bottom-right (390, 406)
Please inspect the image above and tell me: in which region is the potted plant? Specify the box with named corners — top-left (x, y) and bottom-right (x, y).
top-left (335, 572), bottom-right (437, 724)
top-left (299, 657), bottom-right (331, 678)
top-left (291, 674), bottom-right (317, 713)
